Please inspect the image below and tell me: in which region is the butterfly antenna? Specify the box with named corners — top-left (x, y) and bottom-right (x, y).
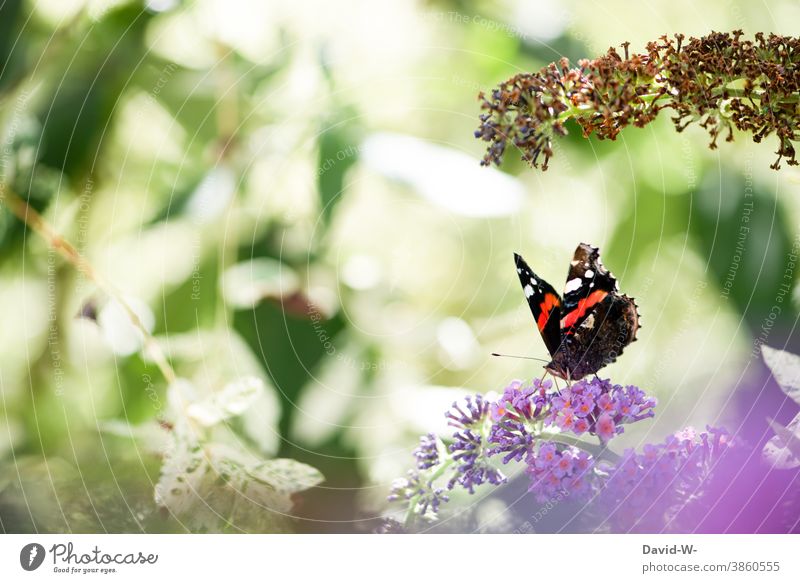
top-left (491, 352), bottom-right (549, 363)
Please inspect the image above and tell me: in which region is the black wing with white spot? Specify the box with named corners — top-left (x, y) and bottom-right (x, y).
top-left (514, 253), bottom-right (562, 357)
top-left (559, 243), bottom-right (619, 335)
top-left (563, 243), bottom-right (618, 305)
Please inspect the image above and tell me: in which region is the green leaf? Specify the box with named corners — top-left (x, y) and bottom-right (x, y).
top-left (156, 331), bottom-right (283, 455)
top-left (0, 0), bottom-right (26, 94)
top-left (246, 458), bottom-right (325, 495)
top-left (0, 114), bottom-right (65, 250)
top-left (317, 114), bottom-right (360, 227)
top-left (690, 168), bottom-right (793, 332)
top-left (98, 420), bottom-right (170, 454)
top-left (222, 258), bottom-right (299, 309)
top-left (234, 296), bottom-right (345, 442)
top-left (154, 432), bottom-right (208, 515)
top-left (761, 345), bottom-right (800, 406)
top-left (607, 183), bottom-right (691, 270)
top-left (187, 376), bottom-right (265, 427)
top-left (154, 440), bottom-right (307, 532)
top-left (36, 5), bottom-right (152, 180)
top-left (763, 414), bottom-right (800, 470)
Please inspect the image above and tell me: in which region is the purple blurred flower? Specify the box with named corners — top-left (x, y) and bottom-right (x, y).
top-left (443, 394), bottom-right (506, 492)
top-left (389, 377), bottom-right (666, 529)
top-left (487, 416), bottom-right (534, 463)
top-left (388, 470), bottom-right (449, 519)
top-left (595, 413), bottom-right (616, 442)
top-left (573, 417), bottom-right (590, 435)
top-left (489, 400), bottom-right (509, 422)
top-left (448, 428), bottom-right (505, 493)
top-left (600, 426), bottom-right (736, 528)
top-left (525, 442), bottom-right (596, 503)
top-left (446, 394), bottom-right (489, 429)
top-left (491, 378), bottom-right (551, 421)
top-left (414, 433), bottom-right (439, 470)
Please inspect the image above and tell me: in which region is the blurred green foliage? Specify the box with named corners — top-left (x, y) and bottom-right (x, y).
top-left (1, 0), bottom-right (799, 533)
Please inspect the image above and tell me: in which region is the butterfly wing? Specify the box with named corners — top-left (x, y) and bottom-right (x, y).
top-left (557, 293), bottom-right (640, 379)
top-left (560, 243), bottom-right (618, 335)
top-left (514, 253), bottom-right (563, 357)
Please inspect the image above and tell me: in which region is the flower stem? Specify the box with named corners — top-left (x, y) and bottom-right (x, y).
top-left (403, 456), bottom-right (455, 529)
top-left (428, 456), bottom-right (455, 483)
top-left (556, 85), bottom-right (787, 125)
top-left (539, 431), bottom-right (621, 463)
top-left (403, 494), bottom-right (420, 528)
top-left (0, 186), bottom-right (176, 384)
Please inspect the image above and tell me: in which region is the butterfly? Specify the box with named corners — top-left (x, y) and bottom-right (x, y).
top-left (514, 243), bottom-right (640, 381)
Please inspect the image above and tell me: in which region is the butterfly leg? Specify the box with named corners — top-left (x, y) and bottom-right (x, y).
top-left (538, 368), bottom-right (549, 386)
top-left (543, 370), bottom-right (562, 396)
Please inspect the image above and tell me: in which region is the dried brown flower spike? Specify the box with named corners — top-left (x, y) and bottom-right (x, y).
top-left (476, 31), bottom-right (800, 170)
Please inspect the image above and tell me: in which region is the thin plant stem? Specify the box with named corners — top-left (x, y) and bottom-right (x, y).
top-left (213, 41), bottom-right (240, 331)
top-left (0, 186), bottom-right (177, 384)
top-left (404, 457), bottom-right (455, 528)
top-left (539, 431), bottom-right (622, 463)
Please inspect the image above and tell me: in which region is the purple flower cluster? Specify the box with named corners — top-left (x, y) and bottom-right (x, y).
top-left (547, 378), bottom-right (657, 442)
top-left (446, 396), bottom-right (505, 493)
top-left (413, 433), bottom-right (439, 470)
top-left (388, 376), bottom-right (739, 531)
top-left (388, 470), bottom-right (449, 519)
top-left (486, 378), bottom-right (549, 463)
top-left (389, 394), bottom-right (506, 523)
top-left (597, 426), bottom-right (736, 530)
top-left (448, 428), bottom-right (505, 493)
top-left (487, 415), bottom-right (534, 464)
top-left (489, 377), bottom-right (656, 450)
top-left (446, 394), bottom-right (489, 429)
top-left (526, 442), bottom-right (595, 503)
top-left (461, 378), bottom-right (659, 504)
top-left (603, 426), bottom-right (734, 510)
top-left (489, 378), bottom-right (550, 421)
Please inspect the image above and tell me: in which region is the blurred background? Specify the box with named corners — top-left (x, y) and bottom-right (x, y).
top-left (1, 0), bottom-right (799, 533)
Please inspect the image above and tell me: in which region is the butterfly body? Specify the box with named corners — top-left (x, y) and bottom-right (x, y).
top-left (514, 244), bottom-right (639, 380)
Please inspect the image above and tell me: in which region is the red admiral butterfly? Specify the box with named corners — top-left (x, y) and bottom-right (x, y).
top-left (514, 243), bottom-right (640, 381)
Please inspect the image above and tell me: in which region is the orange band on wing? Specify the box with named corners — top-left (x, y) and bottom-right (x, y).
top-left (536, 293), bottom-right (561, 331)
top-left (560, 290), bottom-right (608, 330)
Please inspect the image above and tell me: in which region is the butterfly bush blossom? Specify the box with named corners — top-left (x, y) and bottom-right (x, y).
top-left (388, 376), bottom-right (734, 530)
top-left (476, 31), bottom-right (800, 170)
top-left (600, 426), bottom-right (734, 529)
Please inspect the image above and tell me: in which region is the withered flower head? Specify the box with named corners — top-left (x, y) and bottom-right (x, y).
top-left (476, 31), bottom-right (800, 170)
